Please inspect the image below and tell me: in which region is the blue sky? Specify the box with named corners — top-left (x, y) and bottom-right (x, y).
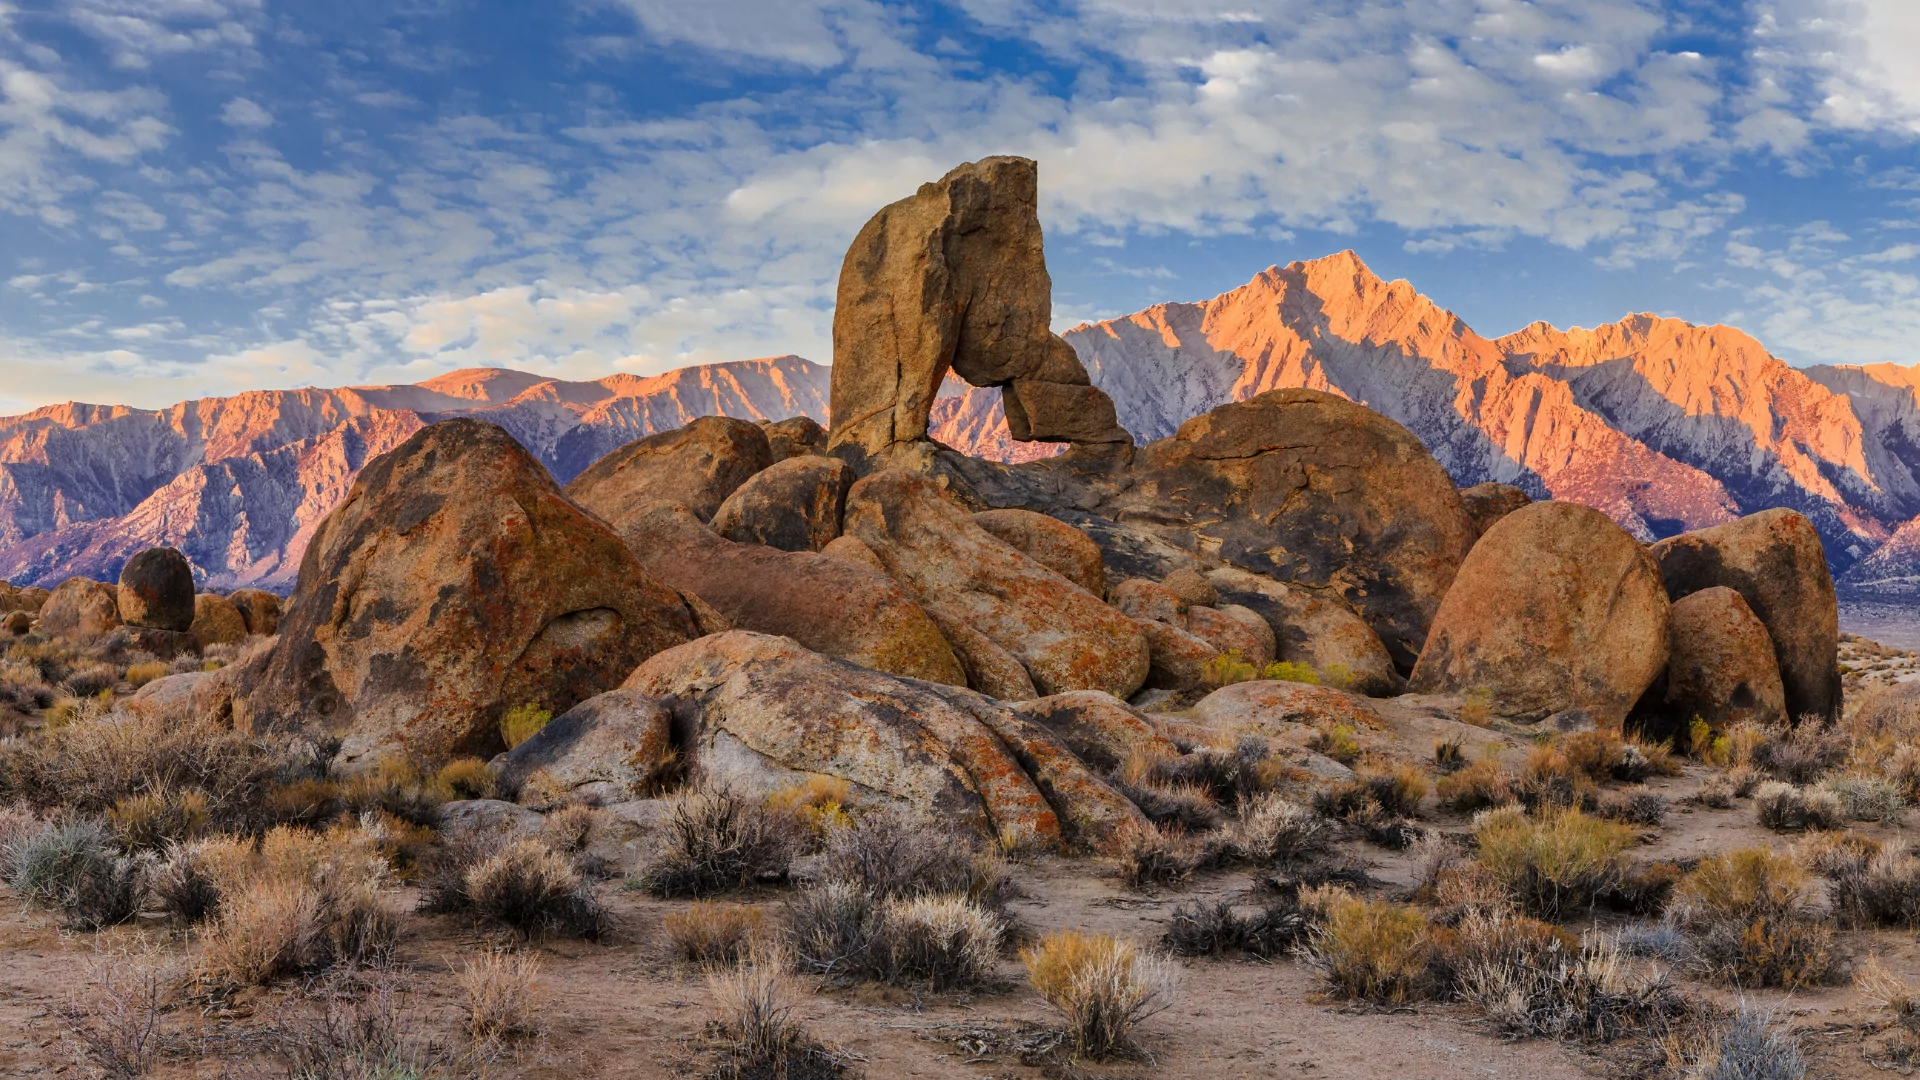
top-left (2, 0), bottom-right (1920, 414)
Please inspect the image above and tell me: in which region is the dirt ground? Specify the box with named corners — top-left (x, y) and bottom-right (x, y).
top-left (5, 756), bottom-right (1918, 1080)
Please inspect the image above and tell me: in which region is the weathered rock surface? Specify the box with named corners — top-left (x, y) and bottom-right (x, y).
top-left (1460, 482), bottom-right (1533, 538)
top-left (191, 593), bottom-right (248, 647)
top-left (1010, 691), bottom-right (1180, 771)
top-left (124, 671), bottom-right (209, 725)
top-left (0, 582), bottom-right (44, 613)
top-left (1160, 568), bottom-right (1218, 609)
top-left (1650, 508), bottom-right (1840, 721)
top-left (971, 509), bottom-right (1106, 596)
top-left (37, 577), bottom-right (122, 643)
top-left (710, 455), bottom-right (852, 552)
top-left (1205, 567), bottom-right (1400, 696)
top-left (1187, 679), bottom-right (1385, 737)
top-left (923, 610), bottom-right (1040, 701)
top-left (761, 415), bottom-right (827, 461)
top-left (613, 501), bottom-right (965, 686)
top-left (1188, 604), bottom-right (1275, 666)
top-left (625, 632), bottom-right (1146, 847)
top-left (843, 469), bottom-right (1148, 699)
top-left (227, 589), bottom-right (281, 636)
top-left (120, 626), bottom-right (202, 660)
top-left (828, 156), bottom-right (1127, 461)
top-left (3, 611), bottom-right (29, 635)
top-left (1120, 388), bottom-right (1477, 671)
top-left (117, 547), bottom-right (195, 631)
top-left (566, 415), bottom-right (773, 525)
top-left (240, 418), bottom-right (702, 767)
top-left (495, 688), bottom-right (675, 807)
top-left (1134, 616), bottom-right (1220, 692)
top-left (1631, 586), bottom-right (1787, 740)
top-left (1409, 501), bottom-right (1670, 725)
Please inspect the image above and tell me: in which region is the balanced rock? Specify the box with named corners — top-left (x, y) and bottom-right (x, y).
top-left (118, 548), bottom-right (195, 631)
top-left (828, 156), bottom-right (1128, 461)
top-left (495, 688), bottom-right (675, 807)
top-left (972, 509), bottom-right (1106, 596)
top-left (240, 418), bottom-right (703, 767)
top-left (843, 469), bottom-right (1148, 699)
top-left (1206, 567), bottom-right (1400, 695)
top-left (1650, 509), bottom-right (1840, 721)
top-left (37, 577), bottom-right (122, 643)
top-left (227, 589), bottom-right (282, 636)
top-left (566, 415), bottom-right (773, 524)
top-left (626, 632), bottom-right (1147, 847)
top-left (611, 501), bottom-right (965, 686)
top-left (191, 594), bottom-right (249, 647)
top-left (710, 455), bottom-right (852, 552)
top-left (1121, 389), bottom-right (1476, 671)
top-left (1631, 586), bottom-right (1786, 741)
top-left (1409, 501), bottom-right (1669, 725)
top-left (1459, 482), bottom-right (1533, 538)
top-left (761, 416), bottom-right (827, 461)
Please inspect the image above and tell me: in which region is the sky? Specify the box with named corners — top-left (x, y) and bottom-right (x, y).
top-left (2, 0), bottom-right (1920, 415)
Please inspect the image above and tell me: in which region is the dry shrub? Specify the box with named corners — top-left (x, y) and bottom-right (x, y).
top-left (1458, 687), bottom-right (1495, 728)
top-left (1162, 897), bottom-right (1310, 959)
top-left (1727, 764), bottom-right (1765, 798)
top-left (1437, 758), bottom-right (1517, 813)
top-left (816, 807), bottom-right (1009, 906)
top-left (1857, 955), bottom-right (1920, 1068)
top-left (338, 755), bottom-right (441, 826)
top-left (1234, 793), bottom-right (1333, 867)
top-left (1110, 822), bottom-right (1197, 890)
top-left (666, 901), bottom-right (768, 968)
top-left (1670, 848), bottom-right (1836, 988)
top-left (429, 757), bottom-right (497, 802)
top-left (1796, 830), bottom-right (1881, 878)
top-left (262, 777), bottom-right (344, 827)
top-left (1752, 781), bottom-right (1843, 832)
top-left (1516, 744), bottom-right (1597, 811)
top-left (463, 838), bottom-right (608, 940)
top-left (1022, 930), bottom-right (1178, 1060)
top-left (641, 787), bottom-right (801, 898)
top-left (1150, 734), bottom-right (1280, 809)
top-left (1434, 738), bottom-right (1467, 773)
top-left (55, 955), bottom-right (174, 1080)
top-left (1822, 776), bottom-right (1905, 823)
top-left (1314, 762), bottom-right (1427, 828)
top-left (107, 785), bottom-right (209, 851)
top-left (1830, 841), bottom-right (1920, 928)
top-left (18, 707), bottom-right (268, 824)
top-left (1563, 728), bottom-right (1650, 783)
top-left (1669, 1004), bottom-right (1807, 1080)
top-left (1752, 723), bottom-right (1847, 785)
top-left (1887, 744), bottom-right (1920, 801)
top-left (1594, 789), bottom-right (1669, 827)
top-left (459, 948), bottom-right (547, 1046)
top-left (1471, 805), bottom-right (1634, 919)
top-left (538, 802), bottom-right (606, 855)
top-left (123, 661), bottom-right (168, 689)
top-left (5, 819), bottom-right (146, 930)
top-left (704, 948), bottom-right (841, 1080)
top-left (786, 881), bottom-right (884, 979)
top-left (1692, 773), bottom-right (1736, 809)
top-left (1304, 889), bottom-right (1433, 1004)
top-left (149, 836), bottom-right (235, 925)
top-left (266, 969), bottom-right (434, 1080)
top-left (882, 894), bottom-right (1005, 991)
top-left (1307, 723), bottom-right (1361, 765)
top-left (193, 822), bottom-right (398, 989)
top-left (1438, 911), bottom-right (1687, 1042)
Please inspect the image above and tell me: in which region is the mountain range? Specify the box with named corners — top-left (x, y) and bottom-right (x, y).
top-left (7, 250), bottom-right (1920, 596)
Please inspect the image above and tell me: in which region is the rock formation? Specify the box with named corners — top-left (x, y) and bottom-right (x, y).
top-left (1118, 389), bottom-right (1477, 670)
top-left (239, 418), bottom-right (703, 767)
top-left (611, 500), bottom-right (966, 686)
top-left (842, 468), bottom-right (1148, 699)
top-left (226, 588), bottom-right (281, 636)
top-left (710, 455), bottom-right (852, 552)
top-left (760, 416), bottom-right (827, 461)
top-left (1206, 567), bottom-right (1400, 696)
top-left (494, 688), bottom-right (675, 807)
top-left (566, 415), bottom-right (773, 525)
top-left (1649, 508), bottom-right (1840, 721)
top-left (37, 577), bottom-right (121, 644)
top-left (117, 547), bottom-right (195, 631)
top-left (970, 509), bottom-right (1106, 596)
top-left (1409, 501), bottom-right (1670, 725)
top-left (1460, 482), bottom-right (1532, 538)
top-left (1631, 586), bottom-right (1787, 739)
top-left (190, 593), bottom-right (249, 647)
top-left (827, 156), bottom-right (1128, 463)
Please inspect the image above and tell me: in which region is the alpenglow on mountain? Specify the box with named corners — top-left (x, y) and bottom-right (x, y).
top-left (8, 250), bottom-right (1920, 596)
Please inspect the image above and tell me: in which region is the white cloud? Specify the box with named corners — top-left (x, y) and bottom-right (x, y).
top-left (1754, 0), bottom-right (1920, 135)
top-left (220, 96), bottom-right (271, 129)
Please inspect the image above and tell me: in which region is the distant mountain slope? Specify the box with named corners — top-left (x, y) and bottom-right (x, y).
top-left (0, 358), bottom-right (831, 590)
top-left (1058, 252), bottom-right (1920, 575)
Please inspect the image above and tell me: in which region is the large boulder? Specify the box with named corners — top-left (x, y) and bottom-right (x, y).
top-left (843, 469), bottom-right (1149, 699)
top-left (1010, 691), bottom-right (1180, 771)
top-left (1206, 567), bottom-right (1400, 696)
top-left (971, 509), bottom-right (1106, 596)
top-left (827, 156), bottom-right (1128, 461)
top-left (565, 416), bottom-right (773, 524)
top-left (1649, 509), bottom-right (1840, 722)
top-left (1188, 679), bottom-right (1385, 740)
top-left (0, 582), bottom-right (44, 614)
top-left (1630, 586), bottom-right (1787, 741)
top-left (240, 418), bottom-right (703, 768)
top-left (1120, 389), bottom-right (1477, 671)
top-left (761, 416), bottom-right (827, 461)
top-left (118, 548), bottom-right (195, 631)
top-left (37, 577), bottom-right (122, 643)
top-left (610, 501), bottom-right (965, 686)
top-left (710, 455), bottom-right (852, 552)
top-left (1409, 501), bottom-right (1670, 726)
top-left (625, 632), bottom-right (1148, 847)
top-left (227, 589), bottom-right (282, 636)
top-left (191, 594), bottom-right (249, 648)
top-left (494, 688), bottom-right (675, 807)
top-left (1459, 482), bottom-right (1533, 538)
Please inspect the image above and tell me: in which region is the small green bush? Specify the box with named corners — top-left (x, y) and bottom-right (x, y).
top-left (498, 702), bottom-right (552, 750)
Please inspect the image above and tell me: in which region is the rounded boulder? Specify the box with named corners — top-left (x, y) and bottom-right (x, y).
top-left (565, 415), bottom-right (773, 524)
top-left (710, 454), bottom-right (852, 552)
top-left (118, 548), bottom-right (196, 631)
top-left (191, 593), bottom-right (249, 647)
top-left (37, 577), bottom-right (123, 644)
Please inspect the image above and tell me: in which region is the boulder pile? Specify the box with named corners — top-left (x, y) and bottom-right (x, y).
top-left (36, 156), bottom-right (1844, 849)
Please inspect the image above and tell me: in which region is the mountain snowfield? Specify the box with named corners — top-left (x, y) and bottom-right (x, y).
top-left (9, 250), bottom-right (1920, 598)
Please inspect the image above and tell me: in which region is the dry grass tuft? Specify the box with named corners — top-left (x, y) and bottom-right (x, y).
top-left (1436, 758), bottom-right (1517, 813)
top-left (1752, 781), bottom-right (1844, 832)
top-left (665, 901), bottom-right (768, 968)
top-left (459, 948), bottom-right (547, 1046)
top-left (1234, 793), bottom-right (1333, 867)
top-left (1304, 889), bottom-right (1433, 1004)
top-left (1022, 930), bottom-right (1178, 1060)
top-left (1470, 805), bottom-right (1633, 919)
top-left (429, 757), bottom-right (498, 802)
top-left (463, 838), bottom-right (609, 940)
top-left (1669, 848), bottom-right (1836, 989)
